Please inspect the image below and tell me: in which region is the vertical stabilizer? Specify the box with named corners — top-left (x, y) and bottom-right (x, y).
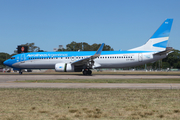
top-left (129, 19), bottom-right (173, 51)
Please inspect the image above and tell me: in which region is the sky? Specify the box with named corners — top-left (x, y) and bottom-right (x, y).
top-left (0, 0), bottom-right (180, 54)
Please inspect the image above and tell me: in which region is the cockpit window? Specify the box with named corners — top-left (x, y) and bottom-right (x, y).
top-left (11, 57), bottom-right (15, 59)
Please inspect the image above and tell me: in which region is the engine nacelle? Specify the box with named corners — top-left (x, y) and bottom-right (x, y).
top-left (55, 63), bottom-right (74, 72)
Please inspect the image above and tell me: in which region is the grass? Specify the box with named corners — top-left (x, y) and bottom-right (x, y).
top-left (0, 88), bottom-right (180, 120)
top-left (15, 78), bottom-right (180, 83)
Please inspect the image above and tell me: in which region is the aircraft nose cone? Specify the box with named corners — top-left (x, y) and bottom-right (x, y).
top-left (3, 60), bottom-right (9, 66)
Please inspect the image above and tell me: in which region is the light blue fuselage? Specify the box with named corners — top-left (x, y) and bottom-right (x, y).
top-left (4, 51), bottom-right (166, 70)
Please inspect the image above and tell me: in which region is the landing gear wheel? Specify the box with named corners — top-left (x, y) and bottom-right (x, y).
top-left (87, 70), bottom-right (92, 75)
top-left (82, 69), bottom-right (92, 75)
top-left (83, 70), bottom-right (87, 75)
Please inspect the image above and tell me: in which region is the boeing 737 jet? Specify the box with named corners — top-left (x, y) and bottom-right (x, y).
top-left (4, 19), bottom-right (173, 75)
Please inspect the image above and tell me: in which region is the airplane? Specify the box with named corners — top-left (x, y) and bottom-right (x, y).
top-left (3, 18), bottom-right (173, 75)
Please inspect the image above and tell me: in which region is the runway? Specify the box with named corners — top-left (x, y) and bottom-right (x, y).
top-left (1, 74), bottom-right (180, 89)
top-left (1, 74), bottom-right (180, 83)
top-left (0, 83), bottom-right (180, 89)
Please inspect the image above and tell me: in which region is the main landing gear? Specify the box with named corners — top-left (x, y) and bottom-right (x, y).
top-left (83, 69), bottom-right (92, 75)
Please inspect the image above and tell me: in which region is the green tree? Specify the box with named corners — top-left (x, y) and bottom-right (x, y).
top-left (82, 42), bottom-right (91, 51)
top-left (91, 43), bottom-right (100, 51)
top-left (57, 48), bottom-right (67, 51)
top-left (172, 61), bottom-right (180, 68)
top-left (91, 43), bottom-right (114, 51)
top-left (163, 49), bottom-right (180, 68)
top-left (58, 41), bottom-right (114, 51)
top-left (66, 41), bottom-right (80, 51)
top-left (0, 53), bottom-right (11, 67)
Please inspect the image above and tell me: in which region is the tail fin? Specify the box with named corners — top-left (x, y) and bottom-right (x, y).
top-left (129, 18), bottom-right (173, 51)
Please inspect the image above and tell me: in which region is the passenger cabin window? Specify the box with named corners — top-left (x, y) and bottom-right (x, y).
top-left (11, 57), bottom-right (15, 59)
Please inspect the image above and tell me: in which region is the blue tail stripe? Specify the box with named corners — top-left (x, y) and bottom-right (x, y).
top-left (153, 40), bottom-right (168, 48)
top-left (150, 19), bottom-right (173, 39)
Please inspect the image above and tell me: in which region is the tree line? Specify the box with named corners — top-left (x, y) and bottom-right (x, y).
top-left (1, 42), bottom-right (180, 69)
top-left (57, 41), bottom-right (114, 51)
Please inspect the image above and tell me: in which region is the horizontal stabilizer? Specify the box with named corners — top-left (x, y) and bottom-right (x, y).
top-left (153, 47), bottom-right (173, 55)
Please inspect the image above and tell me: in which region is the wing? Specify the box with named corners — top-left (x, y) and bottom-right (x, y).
top-left (71, 43), bottom-right (104, 66)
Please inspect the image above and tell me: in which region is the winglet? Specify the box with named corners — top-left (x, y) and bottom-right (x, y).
top-left (95, 43), bottom-right (104, 55)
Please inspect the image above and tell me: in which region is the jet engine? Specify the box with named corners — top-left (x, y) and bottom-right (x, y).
top-left (55, 63), bottom-right (74, 72)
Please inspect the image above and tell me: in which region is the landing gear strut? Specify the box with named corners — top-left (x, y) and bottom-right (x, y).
top-left (19, 71), bottom-right (23, 75)
top-left (83, 69), bottom-right (92, 75)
